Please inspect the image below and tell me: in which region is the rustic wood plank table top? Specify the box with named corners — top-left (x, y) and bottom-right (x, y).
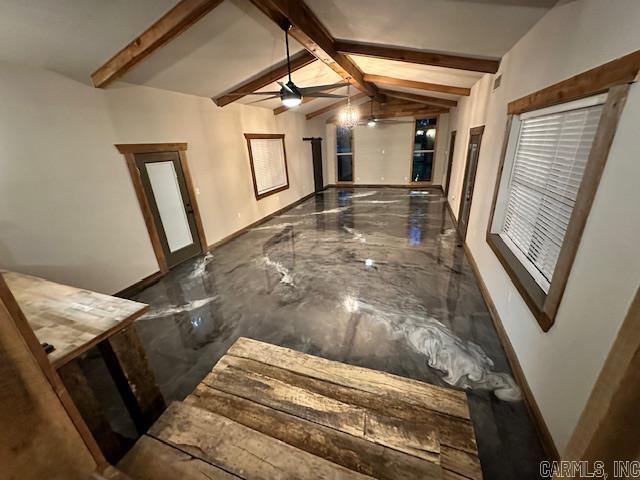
top-left (2, 271), bottom-right (149, 369)
top-left (119, 337), bottom-right (483, 480)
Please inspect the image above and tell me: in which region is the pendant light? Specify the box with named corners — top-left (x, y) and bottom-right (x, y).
top-left (338, 83), bottom-right (360, 129)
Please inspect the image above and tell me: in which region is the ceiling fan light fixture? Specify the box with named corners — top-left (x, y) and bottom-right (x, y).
top-left (367, 119), bottom-right (376, 127)
top-left (281, 95), bottom-right (302, 107)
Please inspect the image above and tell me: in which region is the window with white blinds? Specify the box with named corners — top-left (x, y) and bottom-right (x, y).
top-left (497, 94), bottom-right (606, 292)
top-left (246, 136), bottom-right (289, 198)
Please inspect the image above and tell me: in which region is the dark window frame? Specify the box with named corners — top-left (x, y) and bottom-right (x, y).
top-left (336, 126), bottom-right (354, 183)
top-left (410, 116), bottom-right (439, 184)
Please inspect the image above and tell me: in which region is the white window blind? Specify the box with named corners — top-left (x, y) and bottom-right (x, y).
top-left (499, 96), bottom-right (605, 292)
top-left (249, 138), bottom-right (288, 195)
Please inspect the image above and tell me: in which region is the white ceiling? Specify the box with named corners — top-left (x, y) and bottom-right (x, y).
top-left (0, 0), bottom-right (176, 83)
top-left (121, 0), bottom-right (305, 99)
top-left (0, 0), bottom-right (556, 109)
top-left (305, 0), bottom-right (552, 58)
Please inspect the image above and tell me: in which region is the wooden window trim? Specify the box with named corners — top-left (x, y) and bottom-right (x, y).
top-left (115, 143), bottom-right (208, 274)
top-left (335, 126), bottom-right (355, 184)
top-left (244, 134), bottom-right (290, 200)
top-left (409, 115), bottom-right (440, 185)
top-left (487, 64), bottom-right (633, 331)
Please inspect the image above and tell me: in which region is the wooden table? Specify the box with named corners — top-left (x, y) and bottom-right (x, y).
top-left (119, 337), bottom-right (483, 479)
top-left (2, 271), bottom-right (166, 459)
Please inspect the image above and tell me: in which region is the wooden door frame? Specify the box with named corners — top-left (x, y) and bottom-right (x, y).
top-left (457, 126), bottom-right (485, 239)
top-left (563, 288), bottom-right (640, 477)
top-left (115, 143), bottom-right (207, 274)
top-left (444, 130), bottom-right (457, 196)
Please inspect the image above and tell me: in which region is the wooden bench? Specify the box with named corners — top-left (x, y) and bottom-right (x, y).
top-left (118, 337), bottom-right (483, 479)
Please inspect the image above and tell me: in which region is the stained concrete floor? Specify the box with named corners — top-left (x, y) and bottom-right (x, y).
top-left (117, 187), bottom-right (546, 478)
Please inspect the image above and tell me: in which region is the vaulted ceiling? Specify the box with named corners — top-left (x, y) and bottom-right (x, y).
top-left (0, 0), bottom-right (556, 118)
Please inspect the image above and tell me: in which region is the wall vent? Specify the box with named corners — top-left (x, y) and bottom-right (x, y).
top-left (493, 74), bottom-right (502, 91)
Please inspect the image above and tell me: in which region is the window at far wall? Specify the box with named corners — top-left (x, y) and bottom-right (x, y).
top-left (336, 126), bottom-right (354, 182)
top-left (411, 118), bottom-right (438, 182)
top-left (244, 134), bottom-right (289, 200)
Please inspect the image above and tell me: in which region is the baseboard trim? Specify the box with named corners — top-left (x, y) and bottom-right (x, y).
top-left (461, 241), bottom-right (560, 461)
top-left (207, 191), bottom-right (317, 252)
top-left (114, 270), bottom-right (164, 298)
top-left (115, 191), bottom-right (319, 298)
top-left (324, 183), bottom-right (441, 190)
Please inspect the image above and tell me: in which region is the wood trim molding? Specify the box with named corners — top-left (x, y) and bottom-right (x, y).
top-left (363, 74), bottom-right (471, 96)
top-left (380, 89), bottom-right (458, 108)
top-left (214, 50), bottom-right (316, 107)
top-left (508, 49), bottom-right (640, 114)
top-left (444, 130), bottom-right (457, 196)
top-left (122, 152), bottom-right (169, 274)
top-left (306, 93), bottom-right (367, 120)
top-left (116, 143), bottom-right (187, 154)
top-left (244, 133), bottom-right (290, 200)
top-left (249, 0), bottom-right (378, 98)
top-left (335, 40), bottom-right (500, 74)
top-left (487, 85), bottom-right (629, 331)
top-left (116, 142), bottom-right (207, 274)
top-left (459, 243), bottom-right (560, 462)
top-left (207, 191), bottom-right (316, 251)
top-left (562, 288), bottom-right (640, 477)
top-left (91, 0), bottom-right (225, 88)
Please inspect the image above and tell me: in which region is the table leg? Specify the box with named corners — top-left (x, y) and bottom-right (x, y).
top-left (58, 361), bottom-right (127, 462)
top-left (98, 325), bottom-right (165, 434)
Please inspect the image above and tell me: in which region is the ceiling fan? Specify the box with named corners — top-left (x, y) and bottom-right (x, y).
top-left (234, 22), bottom-right (349, 107)
top-left (360, 100), bottom-right (415, 127)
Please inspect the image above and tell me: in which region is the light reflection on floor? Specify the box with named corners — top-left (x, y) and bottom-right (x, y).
top-left (128, 187), bottom-right (547, 479)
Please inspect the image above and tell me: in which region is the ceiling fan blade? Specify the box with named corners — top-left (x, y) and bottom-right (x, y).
top-left (278, 81), bottom-right (295, 93)
top-left (228, 91), bottom-right (281, 96)
top-left (299, 82), bottom-right (349, 94)
top-left (246, 95), bottom-right (281, 104)
top-left (305, 92), bottom-right (347, 98)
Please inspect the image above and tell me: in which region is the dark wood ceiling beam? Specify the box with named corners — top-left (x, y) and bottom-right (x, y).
top-left (335, 41), bottom-right (500, 74)
top-left (326, 101), bottom-right (447, 123)
top-left (249, 0), bottom-right (379, 98)
top-left (214, 50), bottom-right (316, 107)
top-left (92, 0), bottom-right (225, 88)
top-left (379, 89), bottom-right (458, 108)
top-left (305, 93), bottom-right (368, 120)
top-left (364, 74), bottom-right (470, 96)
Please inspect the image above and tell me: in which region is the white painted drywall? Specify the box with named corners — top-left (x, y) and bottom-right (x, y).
top-left (446, 0), bottom-right (640, 453)
top-left (0, 61), bottom-right (323, 294)
top-left (324, 114), bottom-right (450, 185)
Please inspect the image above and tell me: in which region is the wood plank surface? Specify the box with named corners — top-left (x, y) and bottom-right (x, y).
top-left (227, 337), bottom-right (470, 419)
top-left (2, 271), bottom-right (148, 368)
top-left (208, 354), bottom-right (481, 478)
top-left (149, 402), bottom-right (375, 480)
top-left (0, 277), bottom-right (97, 479)
top-left (186, 385), bottom-right (443, 479)
top-left (204, 363), bottom-right (441, 462)
top-left (119, 435), bottom-right (240, 480)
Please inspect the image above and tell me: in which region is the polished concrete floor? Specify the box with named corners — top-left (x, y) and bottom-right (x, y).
top-left (126, 187), bottom-right (546, 478)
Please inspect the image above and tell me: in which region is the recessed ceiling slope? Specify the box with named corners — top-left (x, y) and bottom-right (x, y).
top-left (0, 0), bottom-right (176, 83)
top-left (305, 0), bottom-right (552, 58)
top-left (120, 0), bottom-right (306, 99)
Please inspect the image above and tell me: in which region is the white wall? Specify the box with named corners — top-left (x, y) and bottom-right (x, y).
top-left (446, 0), bottom-right (640, 453)
top-left (0, 62), bottom-right (323, 294)
top-left (324, 114), bottom-right (450, 185)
